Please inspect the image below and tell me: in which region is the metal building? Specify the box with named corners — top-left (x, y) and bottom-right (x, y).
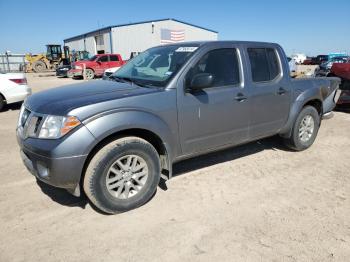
top-left (63, 18), bottom-right (218, 59)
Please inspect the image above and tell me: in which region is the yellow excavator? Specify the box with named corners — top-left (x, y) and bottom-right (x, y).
top-left (25, 45), bottom-right (70, 73)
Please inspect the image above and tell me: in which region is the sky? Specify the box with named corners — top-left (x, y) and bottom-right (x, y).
top-left (0, 0), bottom-right (349, 56)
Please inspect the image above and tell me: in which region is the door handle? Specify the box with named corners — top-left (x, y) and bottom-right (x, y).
top-left (277, 87), bottom-right (287, 95)
top-left (235, 93), bottom-right (247, 102)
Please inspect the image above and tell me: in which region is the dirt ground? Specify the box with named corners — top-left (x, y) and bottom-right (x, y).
top-left (0, 73), bottom-right (350, 262)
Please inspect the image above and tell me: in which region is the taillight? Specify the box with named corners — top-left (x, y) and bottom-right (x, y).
top-left (10, 78), bottom-right (27, 85)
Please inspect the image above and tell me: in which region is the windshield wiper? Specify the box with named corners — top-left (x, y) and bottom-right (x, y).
top-left (109, 75), bottom-right (132, 83)
top-left (110, 75), bottom-right (151, 88)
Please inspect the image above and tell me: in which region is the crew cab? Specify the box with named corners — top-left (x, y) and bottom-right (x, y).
top-left (17, 41), bottom-right (341, 214)
top-left (68, 54), bottom-right (125, 79)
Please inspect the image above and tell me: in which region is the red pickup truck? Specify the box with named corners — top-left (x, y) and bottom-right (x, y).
top-left (330, 62), bottom-right (350, 110)
top-left (68, 54), bottom-right (126, 79)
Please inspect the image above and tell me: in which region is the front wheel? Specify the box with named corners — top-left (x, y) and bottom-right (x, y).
top-left (283, 106), bottom-right (320, 151)
top-left (84, 68), bottom-right (95, 80)
top-left (83, 137), bottom-right (161, 214)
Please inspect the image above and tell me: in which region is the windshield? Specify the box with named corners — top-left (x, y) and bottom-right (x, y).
top-left (89, 55), bottom-right (98, 61)
top-left (113, 44), bottom-right (200, 87)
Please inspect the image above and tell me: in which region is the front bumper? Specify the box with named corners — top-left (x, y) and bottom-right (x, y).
top-left (67, 69), bottom-right (83, 78)
top-left (56, 68), bottom-right (70, 77)
top-left (19, 148), bottom-right (86, 196)
top-left (16, 124), bottom-right (96, 196)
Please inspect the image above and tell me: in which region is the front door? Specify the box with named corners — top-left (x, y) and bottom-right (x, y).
top-left (177, 47), bottom-right (250, 155)
top-left (95, 55), bottom-right (110, 75)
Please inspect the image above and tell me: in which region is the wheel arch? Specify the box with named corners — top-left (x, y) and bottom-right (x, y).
top-left (279, 97), bottom-right (323, 138)
top-left (0, 92), bottom-right (6, 101)
top-left (81, 127), bottom-right (172, 189)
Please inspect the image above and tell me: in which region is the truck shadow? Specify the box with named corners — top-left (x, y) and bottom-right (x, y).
top-left (36, 135), bottom-right (289, 210)
top-left (36, 180), bottom-right (88, 209)
top-left (172, 135), bottom-right (289, 178)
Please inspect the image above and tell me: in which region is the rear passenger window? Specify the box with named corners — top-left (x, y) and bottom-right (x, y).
top-left (186, 48), bottom-right (240, 88)
top-left (248, 48), bottom-right (281, 82)
top-left (110, 55), bottom-right (119, 61)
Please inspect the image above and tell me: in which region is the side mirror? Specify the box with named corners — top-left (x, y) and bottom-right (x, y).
top-left (188, 73), bottom-right (213, 92)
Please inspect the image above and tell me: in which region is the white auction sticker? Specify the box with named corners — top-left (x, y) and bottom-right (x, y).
top-left (175, 47), bottom-right (198, 52)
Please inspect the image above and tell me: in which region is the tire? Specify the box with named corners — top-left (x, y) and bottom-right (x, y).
top-left (283, 106), bottom-right (320, 151)
top-left (85, 68), bottom-right (94, 80)
top-left (32, 60), bottom-right (46, 73)
top-left (83, 137), bottom-right (161, 214)
top-left (0, 95), bottom-right (5, 111)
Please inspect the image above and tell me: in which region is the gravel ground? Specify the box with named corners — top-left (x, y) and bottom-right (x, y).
top-left (0, 74), bottom-right (350, 262)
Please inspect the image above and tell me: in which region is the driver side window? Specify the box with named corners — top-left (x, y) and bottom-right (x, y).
top-left (186, 48), bottom-right (240, 88)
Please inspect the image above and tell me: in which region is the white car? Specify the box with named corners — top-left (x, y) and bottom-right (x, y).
top-left (290, 53), bottom-right (307, 64)
top-left (0, 72), bottom-right (31, 111)
top-left (102, 66), bottom-right (121, 79)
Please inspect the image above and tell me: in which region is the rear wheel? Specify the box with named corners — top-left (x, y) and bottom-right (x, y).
top-left (0, 95), bottom-right (5, 111)
top-left (283, 106), bottom-right (320, 151)
top-left (32, 60), bottom-right (46, 73)
top-left (83, 137), bottom-right (161, 214)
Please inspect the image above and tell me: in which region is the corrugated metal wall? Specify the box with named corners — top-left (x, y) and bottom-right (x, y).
top-left (112, 20), bottom-right (218, 59)
top-left (64, 20), bottom-right (217, 60)
top-left (64, 29), bottom-right (111, 57)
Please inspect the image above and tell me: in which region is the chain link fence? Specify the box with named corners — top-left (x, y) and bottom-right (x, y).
top-left (0, 52), bottom-right (26, 72)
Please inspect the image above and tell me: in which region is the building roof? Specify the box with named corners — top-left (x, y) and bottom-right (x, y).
top-left (64, 18), bottom-right (218, 43)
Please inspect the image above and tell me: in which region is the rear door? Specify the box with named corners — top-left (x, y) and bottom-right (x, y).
top-left (109, 55), bottom-right (122, 68)
top-left (177, 44), bottom-right (250, 155)
top-left (245, 46), bottom-right (291, 139)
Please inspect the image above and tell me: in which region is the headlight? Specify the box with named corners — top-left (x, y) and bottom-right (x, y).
top-left (75, 65), bottom-right (82, 70)
top-left (61, 67), bottom-right (69, 71)
top-left (38, 115), bottom-right (81, 139)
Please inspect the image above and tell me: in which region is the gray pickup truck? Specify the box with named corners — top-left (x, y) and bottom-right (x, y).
top-left (17, 41), bottom-right (341, 214)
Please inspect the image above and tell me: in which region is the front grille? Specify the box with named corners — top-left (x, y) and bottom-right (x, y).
top-left (19, 107), bottom-right (44, 139)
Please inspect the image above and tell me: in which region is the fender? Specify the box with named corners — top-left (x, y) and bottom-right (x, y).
top-left (279, 85), bottom-right (323, 138)
top-left (82, 108), bottom-right (178, 178)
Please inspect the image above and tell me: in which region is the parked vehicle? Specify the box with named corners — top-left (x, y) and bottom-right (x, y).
top-left (311, 55), bottom-right (328, 65)
top-left (25, 45), bottom-right (70, 73)
top-left (17, 41), bottom-right (341, 214)
top-left (329, 62), bottom-right (350, 110)
top-left (301, 57), bottom-right (314, 65)
top-left (336, 89), bottom-right (350, 110)
top-left (56, 64), bottom-right (71, 77)
top-left (291, 53), bottom-right (307, 64)
top-left (316, 57), bottom-right (349, 77)
top-left (330, 61), bottom-right (350, 80)
top-left (102, 66), bottom-right (121, 79)
top-left (68, 54), bottom-right (125, 80)
top-left (0, 72), bottom-right (31, 111)
top-left (328, 53), bottom-right (348, 60)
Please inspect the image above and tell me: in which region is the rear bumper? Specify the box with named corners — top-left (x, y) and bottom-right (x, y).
top-left (323, 89), bottom-right (341, 114)
top-left (5, 85), bottom-right (32, 104)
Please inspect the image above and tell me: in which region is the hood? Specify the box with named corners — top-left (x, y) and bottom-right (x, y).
top-left (25, 80), bottom-right (161, 115)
